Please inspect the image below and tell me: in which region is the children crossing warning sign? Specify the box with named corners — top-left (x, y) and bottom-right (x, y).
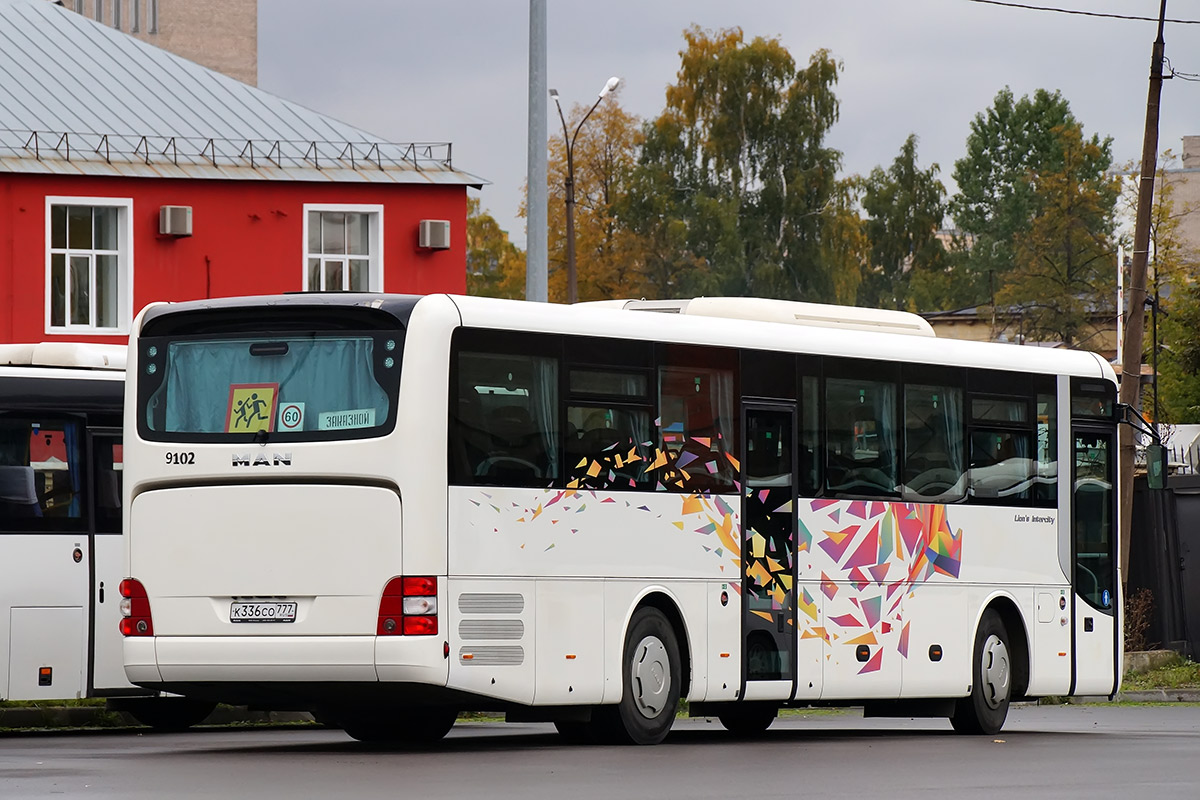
top-left (225, 384), bottom-right (279, 433)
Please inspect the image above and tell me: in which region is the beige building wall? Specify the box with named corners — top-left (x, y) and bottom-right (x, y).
top-left (68, 0), bottom-right (257, 86)
top-left (1169, 136), bottom-right (1200, 262)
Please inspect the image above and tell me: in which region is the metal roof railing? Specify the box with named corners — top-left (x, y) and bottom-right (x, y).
top-left (3, 129), bottom-right (454, 172)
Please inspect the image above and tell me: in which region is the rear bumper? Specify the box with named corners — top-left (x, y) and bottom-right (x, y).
top-left (124, 635), bottom-right (448, 686)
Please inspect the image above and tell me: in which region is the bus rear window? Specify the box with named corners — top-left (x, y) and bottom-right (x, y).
top-left (139, 333), bottom-right (400, 442)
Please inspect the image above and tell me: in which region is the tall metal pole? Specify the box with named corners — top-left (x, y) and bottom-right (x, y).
top-left (525, 0), bottom-right (548, 302)
top-left (1118, 0), bottom-right (1167, 589)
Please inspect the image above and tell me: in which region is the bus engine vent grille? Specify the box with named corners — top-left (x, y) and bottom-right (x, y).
top-left (458, 593), bottom-right (525, 614)
top-left (459, 646), bottom-right (524, 666)
top-left (459, 619), bottom-right (524, 640)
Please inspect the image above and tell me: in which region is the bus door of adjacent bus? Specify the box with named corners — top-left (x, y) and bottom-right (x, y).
top-left (87, 427), bottom-right (133, 694)
top-left (1070, 424), bottom-right (1118, 697)
top-left (740, 404), bottom-right (799, 701)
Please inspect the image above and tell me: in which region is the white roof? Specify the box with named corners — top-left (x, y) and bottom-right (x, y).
top-left (0, 0), bottom-right (485, 186)
top-left (584, 297), bottom-right (936, 337)
top-left (446, 295), bottom-right (1115, 381)
top-left (0, 342), bottom-right (126, 370)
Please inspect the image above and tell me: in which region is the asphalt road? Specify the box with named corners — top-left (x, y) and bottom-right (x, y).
top-left (3, 705), bottom-right (1199, 799)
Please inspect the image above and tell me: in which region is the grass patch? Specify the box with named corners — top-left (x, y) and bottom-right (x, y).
top-left (1122, 657), bottom-right (1200, 691)
top-left (0, 698), bottom-right (107, 708)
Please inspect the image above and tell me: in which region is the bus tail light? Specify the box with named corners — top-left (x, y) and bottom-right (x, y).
top-left (377, 576), bottom-right (438, 636)
top-left (119, 578), bottom-right (154, 637)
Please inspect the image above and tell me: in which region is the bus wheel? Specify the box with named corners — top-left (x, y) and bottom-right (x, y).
top-left (951, 609), bottom-right (1012, 735)
top-left (604, 607), bottom-right (681, 745)
top-left (341, 708), bottom-right (457, 744)
top-left (718, 704), bottom-right (777, 737)
top-left (119, 698), bottom-right (216, 732)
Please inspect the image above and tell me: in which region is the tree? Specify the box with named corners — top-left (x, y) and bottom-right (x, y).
top-left (860, 134), bottom-right (946, 310)
top-left (997, 124), bottom-right (1118, 346)
top-left (546, 90), bottom-right (643, 302)
top-left (1127, 151), bottom-right (1200, 422)
top-left (950, 88), bottom-right (1112, 304)
top-left (467, 198), bottom-right (525, 299)
top-left (623, 26), bottom-right (844, 301)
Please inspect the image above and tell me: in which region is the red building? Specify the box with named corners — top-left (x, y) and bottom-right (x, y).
top-left (0, 0), bottom-right (484, 344)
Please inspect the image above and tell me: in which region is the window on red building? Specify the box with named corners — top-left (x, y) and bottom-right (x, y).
top-left (304, 206), bottom-right (383, 292)
top-left (47, 198), bottom-right (132, 333)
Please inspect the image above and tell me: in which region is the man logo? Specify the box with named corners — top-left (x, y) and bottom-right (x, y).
top-left (232, 453), bottom-right (292, 467)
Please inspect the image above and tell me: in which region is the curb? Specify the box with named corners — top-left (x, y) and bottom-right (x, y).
top-left (1070, 690), bottom-right (1200, 704)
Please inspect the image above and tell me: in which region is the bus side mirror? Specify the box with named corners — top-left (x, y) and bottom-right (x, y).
top-left (1146, 443), bottom-right (1167, 490)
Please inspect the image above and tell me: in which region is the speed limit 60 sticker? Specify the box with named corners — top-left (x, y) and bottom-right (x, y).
top-left (279, 402), bottom-right (305, 431)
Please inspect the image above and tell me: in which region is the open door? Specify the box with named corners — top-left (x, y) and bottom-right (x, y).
top-left (740, 404), bottom-right (797, 701)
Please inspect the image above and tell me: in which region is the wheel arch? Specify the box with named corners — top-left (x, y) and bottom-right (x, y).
top-left (976, 592), bottom-right (1031, 698)
top-left (628, 589), bottom-right (693, 701)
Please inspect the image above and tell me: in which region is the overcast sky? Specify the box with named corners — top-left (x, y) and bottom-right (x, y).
top-left (259, 0), bottom-right (1200, 247)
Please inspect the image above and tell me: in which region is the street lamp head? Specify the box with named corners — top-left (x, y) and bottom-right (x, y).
top-left (598, 76), bottom-right (621, 99)
top-left (549, 88), bottom-right (559, 99)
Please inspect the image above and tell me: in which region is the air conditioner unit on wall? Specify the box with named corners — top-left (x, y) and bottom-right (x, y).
top-left (419, 219), bottom-right (451, 250)
top-left (159, 206), bottom-right (193, 237)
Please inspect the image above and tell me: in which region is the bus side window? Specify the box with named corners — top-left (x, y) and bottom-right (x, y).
top-left (450, 348), bottom-right (559, 488)
top-left (0, 417), bottom-right (87, 530)
top-left (824, 371), bottom-right (899, 498)
top-left (1035, 392), bottom-right (1057, 505)
top-left (966, 390), bottom-right (1034, 503)
top-left (655, 355), bottom-right (738, 494)
top-left (902, 383), bottom-right (965, 503)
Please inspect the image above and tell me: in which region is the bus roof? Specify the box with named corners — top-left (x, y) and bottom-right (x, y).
top-left (444, 295), bottom-right (1115, 382)
top-left (579, 297), bottom-right (936, 337)
top-left (0, 342), bottom-right (126, 370)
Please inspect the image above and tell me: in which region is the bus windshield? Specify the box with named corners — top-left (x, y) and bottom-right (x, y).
top-left (139, 333), bottom-right (400, 441)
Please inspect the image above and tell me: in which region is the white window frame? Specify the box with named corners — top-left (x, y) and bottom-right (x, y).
top-left (301, 204), bottom-right (384, 293)
top-left (44, 196), bottom-right (135, 336)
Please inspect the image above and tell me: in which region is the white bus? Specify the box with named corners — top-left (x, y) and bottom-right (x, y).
top-left (121, 294), bottom-right (1121, 744)
top-left (0, 343), bottom-right (215, 729)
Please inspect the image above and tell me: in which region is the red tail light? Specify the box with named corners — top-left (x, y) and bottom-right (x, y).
top-left (119, 578), bottom-right (154, 637)
top-left (377, 576), bottom-right (438, 636)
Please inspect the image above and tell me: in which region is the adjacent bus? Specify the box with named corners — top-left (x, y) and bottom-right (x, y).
top-left (0, 343), bottom-right (214, 729)
top-left (121, 294), bottom-right (1121, 744)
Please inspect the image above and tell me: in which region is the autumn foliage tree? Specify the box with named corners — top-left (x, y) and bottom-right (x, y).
top-left (545, 89), bottom-right (643, 302)
top-left (467, 198), bottom-right (525, 299)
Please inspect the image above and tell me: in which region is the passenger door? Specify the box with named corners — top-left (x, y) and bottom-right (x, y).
top-left (1070, 426), bottom-right (1118, 696)
top-left (740, 404), bottom-right (800, 702)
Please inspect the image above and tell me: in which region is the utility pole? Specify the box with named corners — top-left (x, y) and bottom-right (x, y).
top-left (1117, 0), bottom-right (1167, 589)
top-left (525, 0), bottom-right (548, 302)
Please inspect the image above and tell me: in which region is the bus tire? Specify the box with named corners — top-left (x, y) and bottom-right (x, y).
top-left (341, 707), bottom-right (457, 745)
top-left (120, 698), bottom-right (216, 732)
top-left (717, 704), bottom-right (777, 737)
top-left (951, 609), bottom-right (1012, 735)
top-left (602, 607), bottom-right (681, 745)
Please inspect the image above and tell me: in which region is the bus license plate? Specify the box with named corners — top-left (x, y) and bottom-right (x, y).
top-left (229, 602), bottom-right (297, 623)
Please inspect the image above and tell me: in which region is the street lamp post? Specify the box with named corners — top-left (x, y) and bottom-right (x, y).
top-left (550, 76), bottom-right (620, 304)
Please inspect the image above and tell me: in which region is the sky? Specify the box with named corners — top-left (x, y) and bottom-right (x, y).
top-left (259, 0), bottom-right (1200, 247)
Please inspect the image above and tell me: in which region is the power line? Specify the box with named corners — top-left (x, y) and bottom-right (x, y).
top-left (1164, 57), bottom-right (1200, 82)
top-left (965, 0), bottom-right (1200, 24)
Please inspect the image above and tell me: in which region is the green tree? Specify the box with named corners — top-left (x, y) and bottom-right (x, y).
top-left (860, 134), bottom-right (946, 310)
top-left (623, 26), bottom-right (844, 301)
top-left (466, 198), bottom-right (525, 299)
top-left (1129, 152), bottom-right (1200, 422)
top-left (950, 88), bottom-right (1112, 304)
top-left (997, 124), bottom-right (1118, 346)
